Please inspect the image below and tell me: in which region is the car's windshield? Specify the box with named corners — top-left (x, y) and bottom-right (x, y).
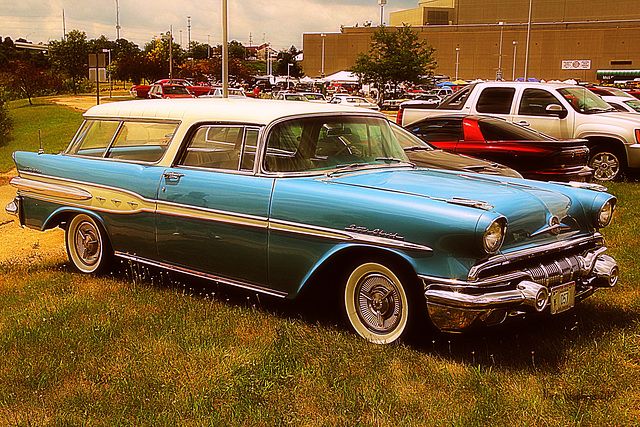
top-left (164, 85), bottom-right (190, 95)
top-left (263, 116), bottom-right (410, 173)
top-left (623, 99), bottom-right (640, 112)
top-left (557, 87), bottom-right (615, 114)
top-left (304, 94), bottom-right (325, 101)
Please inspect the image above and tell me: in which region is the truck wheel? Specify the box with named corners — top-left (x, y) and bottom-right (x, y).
top-left (343, 261), bottom-right (420, 344)
top-left (589, 150), bottom-right (621, 181)
top-left (65, 214), bottom-right (113, 274)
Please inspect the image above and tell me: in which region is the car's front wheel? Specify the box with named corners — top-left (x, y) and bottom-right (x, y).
top-left (589, 150), bottom-right (621, 181)
top-left (343, 261), bottom-right (418, 344)
top-left (65, 214), bottom-right (113, 274)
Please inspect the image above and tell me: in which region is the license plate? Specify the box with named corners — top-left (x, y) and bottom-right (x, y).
top-left (550, 282), bottom-right (575, 314)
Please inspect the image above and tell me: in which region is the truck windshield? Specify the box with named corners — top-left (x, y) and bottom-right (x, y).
top-left (557, 87), bottom-right (616, 114)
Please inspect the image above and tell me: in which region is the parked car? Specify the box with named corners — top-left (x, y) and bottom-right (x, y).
top-left (404, 115), bottom-right (592, 181)
top-left (329, 96), bottom-right (380, 110)
top-left (148, 84), bottom-right (195, 99)
top-left (273, 92), bottom-right (310, 101)
top-left (600, 95), bottom-right (640, 113)
top-left (130, 79), bottom-right (211, 98)
top-left (586, 86), bottom-right (635, 98)
top-left (394, 126), bottom-right (523, 178)
top-left (7, 99), bottom-right (619, 344)
top-left (299, 92), bottom-right (327, 103)
top-left (397, 81), bottom-right (640, 181)
top-left (201, 87), bottom-right (247, 98)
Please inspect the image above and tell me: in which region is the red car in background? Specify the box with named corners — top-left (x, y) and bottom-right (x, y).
top-left (404, 115), bottom-right (592, 181)
top-left (130, 79), bottom-right (211, 98)
top-left (148, 84), bottom-right (195, 99)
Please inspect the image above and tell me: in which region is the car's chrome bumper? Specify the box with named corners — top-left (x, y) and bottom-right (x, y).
top-left (423, 249), bottom-right (618, 332)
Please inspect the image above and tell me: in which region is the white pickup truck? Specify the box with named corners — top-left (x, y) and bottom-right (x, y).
top-left (397, 82), bottom-right (640, 180)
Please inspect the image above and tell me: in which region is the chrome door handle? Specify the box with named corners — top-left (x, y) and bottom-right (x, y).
top-left (516, 120), bottom-right (530, 127)
top-left (163, 172), bottom-right (184, 181)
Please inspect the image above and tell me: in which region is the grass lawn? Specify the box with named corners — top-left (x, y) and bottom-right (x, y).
top-left (0, 98), bottom-right (638, 426)
top-left (0, 99), bottom-right (84, 173)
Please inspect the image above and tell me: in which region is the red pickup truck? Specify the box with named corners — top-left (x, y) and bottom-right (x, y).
top-left (130, 79), bottom-right (211, 98)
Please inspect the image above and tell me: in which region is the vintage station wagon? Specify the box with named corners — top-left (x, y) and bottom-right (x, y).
top-left (7, 98), bottom-right (619, 344)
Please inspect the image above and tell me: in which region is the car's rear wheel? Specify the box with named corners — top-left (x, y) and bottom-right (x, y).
top-left (343, 261), bottom-right (418, 344)
top-left (589, 150), bottom-right (621, 181)
top-left (65, 214), bottom-right (112, 274)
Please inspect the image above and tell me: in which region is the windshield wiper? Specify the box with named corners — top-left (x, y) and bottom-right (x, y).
top-left (326, 163), bottom-right (370, 176)
top-left (375, 157), bottom-right (404, 163)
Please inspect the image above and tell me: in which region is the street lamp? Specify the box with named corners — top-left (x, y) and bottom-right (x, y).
top-left (162, 29), bottom-right (173, 79)
top-left (455, 47), bottom-right (460, 80)
top-left (497, 22), bottom-right (504, 80)
top-left (512, 40), bottom-right (518, 80)
top-left (102, 48), bottom-right (112, 98)
top-left (320, 33), bottom-right (326, 78)
top-left (524, 0), bottom-right (533, 80)
top-left (379, 0), bottom-right (387, 26)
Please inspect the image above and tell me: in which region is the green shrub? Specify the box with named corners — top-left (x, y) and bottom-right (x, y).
top-left (0, 88), bottom-right (12, 143)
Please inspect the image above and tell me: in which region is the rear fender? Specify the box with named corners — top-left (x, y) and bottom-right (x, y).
top-left (42, 206), bottom-right (108, 233)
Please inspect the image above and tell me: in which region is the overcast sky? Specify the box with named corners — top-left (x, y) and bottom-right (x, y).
top-left (2, 0), bottom-right (418, 50)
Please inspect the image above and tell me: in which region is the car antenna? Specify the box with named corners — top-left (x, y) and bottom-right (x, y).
top-left (38, 127), bottom-right (44, 154)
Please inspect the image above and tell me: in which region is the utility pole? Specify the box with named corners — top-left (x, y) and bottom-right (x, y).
top-left (187, 16), bottom-right (191, 58)
top-left (62, 9), bottom-right (66, 39)
top-left (115, 0), bottom-right (121, 40)
top-left (524, 0), bottom-right (533, 80)
top-left (222, 0), bottom-right (229, 97)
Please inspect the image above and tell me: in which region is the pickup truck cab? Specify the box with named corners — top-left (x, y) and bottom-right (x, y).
top-left (398, 82), bottom-right (640, 180)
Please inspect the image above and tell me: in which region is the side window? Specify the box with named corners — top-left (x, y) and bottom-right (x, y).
top-left (519, 88), bottom-right (565, 116)
top-left (407, 119), bottom-right (462, 143)
top-left (241, 128), bottom-right (259, 171)
top-left (66, 120), bottom-right (120, 157)
top-left (476, 87), bottom-right (515, 114)
top-left (438, 85), bottom-right (473, 110)
top-left (106, 121), bottom-right (175, 162)
top-left (179, 125), bottom-right (248, 171)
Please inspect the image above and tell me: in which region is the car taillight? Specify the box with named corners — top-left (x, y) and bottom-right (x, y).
top-left (396, 108), bottom-right (404, 125)
top-left (635, 129), bottom-right (640, 144)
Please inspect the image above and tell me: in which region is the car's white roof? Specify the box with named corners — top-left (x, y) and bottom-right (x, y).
top-left (84, 98), bottom-right (381, 125)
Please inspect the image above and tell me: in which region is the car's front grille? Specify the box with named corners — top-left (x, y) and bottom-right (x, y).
top-left (521, 254), bottom-right (582, 287)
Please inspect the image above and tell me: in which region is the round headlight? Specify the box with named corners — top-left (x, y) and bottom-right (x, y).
top-left (483, 218), bottom-right (506, 254)
top-left (597, 199), bottom-right (615, 228)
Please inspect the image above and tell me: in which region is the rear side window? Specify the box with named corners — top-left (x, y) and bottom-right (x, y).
top-left (406, 119), bottom-right (463, 143)
top-left (66, 120), bottom-right (175, 163)
top-left (476, 87), bottom-right (515, 114)
top-left (178, 125), bottom-right (259, 171)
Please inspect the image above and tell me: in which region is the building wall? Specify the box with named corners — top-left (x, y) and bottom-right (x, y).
top-left (302, 0), bottom-right (640, 83)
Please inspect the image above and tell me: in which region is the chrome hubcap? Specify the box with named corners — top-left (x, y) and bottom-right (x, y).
top-left (591, 153), bottom-right (619, 181)
top-left (75, 222), bottom-right (100, 266)
top-left (355, 273), bottom-right (402, 333)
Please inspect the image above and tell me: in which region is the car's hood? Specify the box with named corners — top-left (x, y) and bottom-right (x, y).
top-left (406, 149), bottom-right (521, 178)
top-left (327, 167), bottom-right (574, 245)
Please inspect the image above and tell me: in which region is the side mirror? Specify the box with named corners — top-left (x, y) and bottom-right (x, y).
top-left (546, 104), bottom-right (568, 119)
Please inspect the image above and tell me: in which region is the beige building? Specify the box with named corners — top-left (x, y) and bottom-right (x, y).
top-left (302, 0), bottom-right (640, 83)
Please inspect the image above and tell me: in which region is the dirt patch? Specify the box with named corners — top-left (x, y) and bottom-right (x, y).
top-left (0, 170), bottom-right (66, 265)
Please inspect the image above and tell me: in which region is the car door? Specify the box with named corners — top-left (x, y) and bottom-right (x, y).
top-left (156, 124), bottom-right (273, 286)
top-left (511, 88), bottom-right (574, 139)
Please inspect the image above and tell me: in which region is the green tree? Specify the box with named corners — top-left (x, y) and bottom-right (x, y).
top-left (49, 29), bottom-right (90, 94)
top-left (350, 24), bottom-right (437, 100)
top-left (275, 46), bottom-right (302, 77)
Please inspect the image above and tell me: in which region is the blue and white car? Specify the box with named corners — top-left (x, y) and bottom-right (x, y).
top-left (7, 98), bottom-right (618, 344)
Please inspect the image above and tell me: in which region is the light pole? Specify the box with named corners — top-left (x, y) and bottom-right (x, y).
top-left (115, 0), bottom-right (121, 40)
top-left (207, 34), bottom-right (211, 58)
top-left (524, 0), bottom-right (532, 80)
top-left (455, 47), bottom-right (460, 80)
top-left (287, 63), bottom-right (293, 89)
top-left (512, 40), bottom-right (518, 80)
top-left (162, 29), bottom-right (173, 79)
top-left (379, 0), bottom-right (387, 26)
top-left (320, 33), bottom-right (326, 78)
top-left (102, 48), bottom-right (112, 98)
top-left (222, 0), bottom-right (228, 97)
top-left (497, 22), bottom-right (504, 80)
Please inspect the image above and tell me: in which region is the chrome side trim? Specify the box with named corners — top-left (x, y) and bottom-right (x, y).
top-left (10, 176), bottom-right (93, 201)
top-left (269, 218), bottom-right (433, 253)
top-left (17, 171), bottom-right (432, 253)
top-left (115, 252), bottom-right (288, 299)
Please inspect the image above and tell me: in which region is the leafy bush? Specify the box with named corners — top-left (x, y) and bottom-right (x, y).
top-left (0, 89), bottom-right (12, 143)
